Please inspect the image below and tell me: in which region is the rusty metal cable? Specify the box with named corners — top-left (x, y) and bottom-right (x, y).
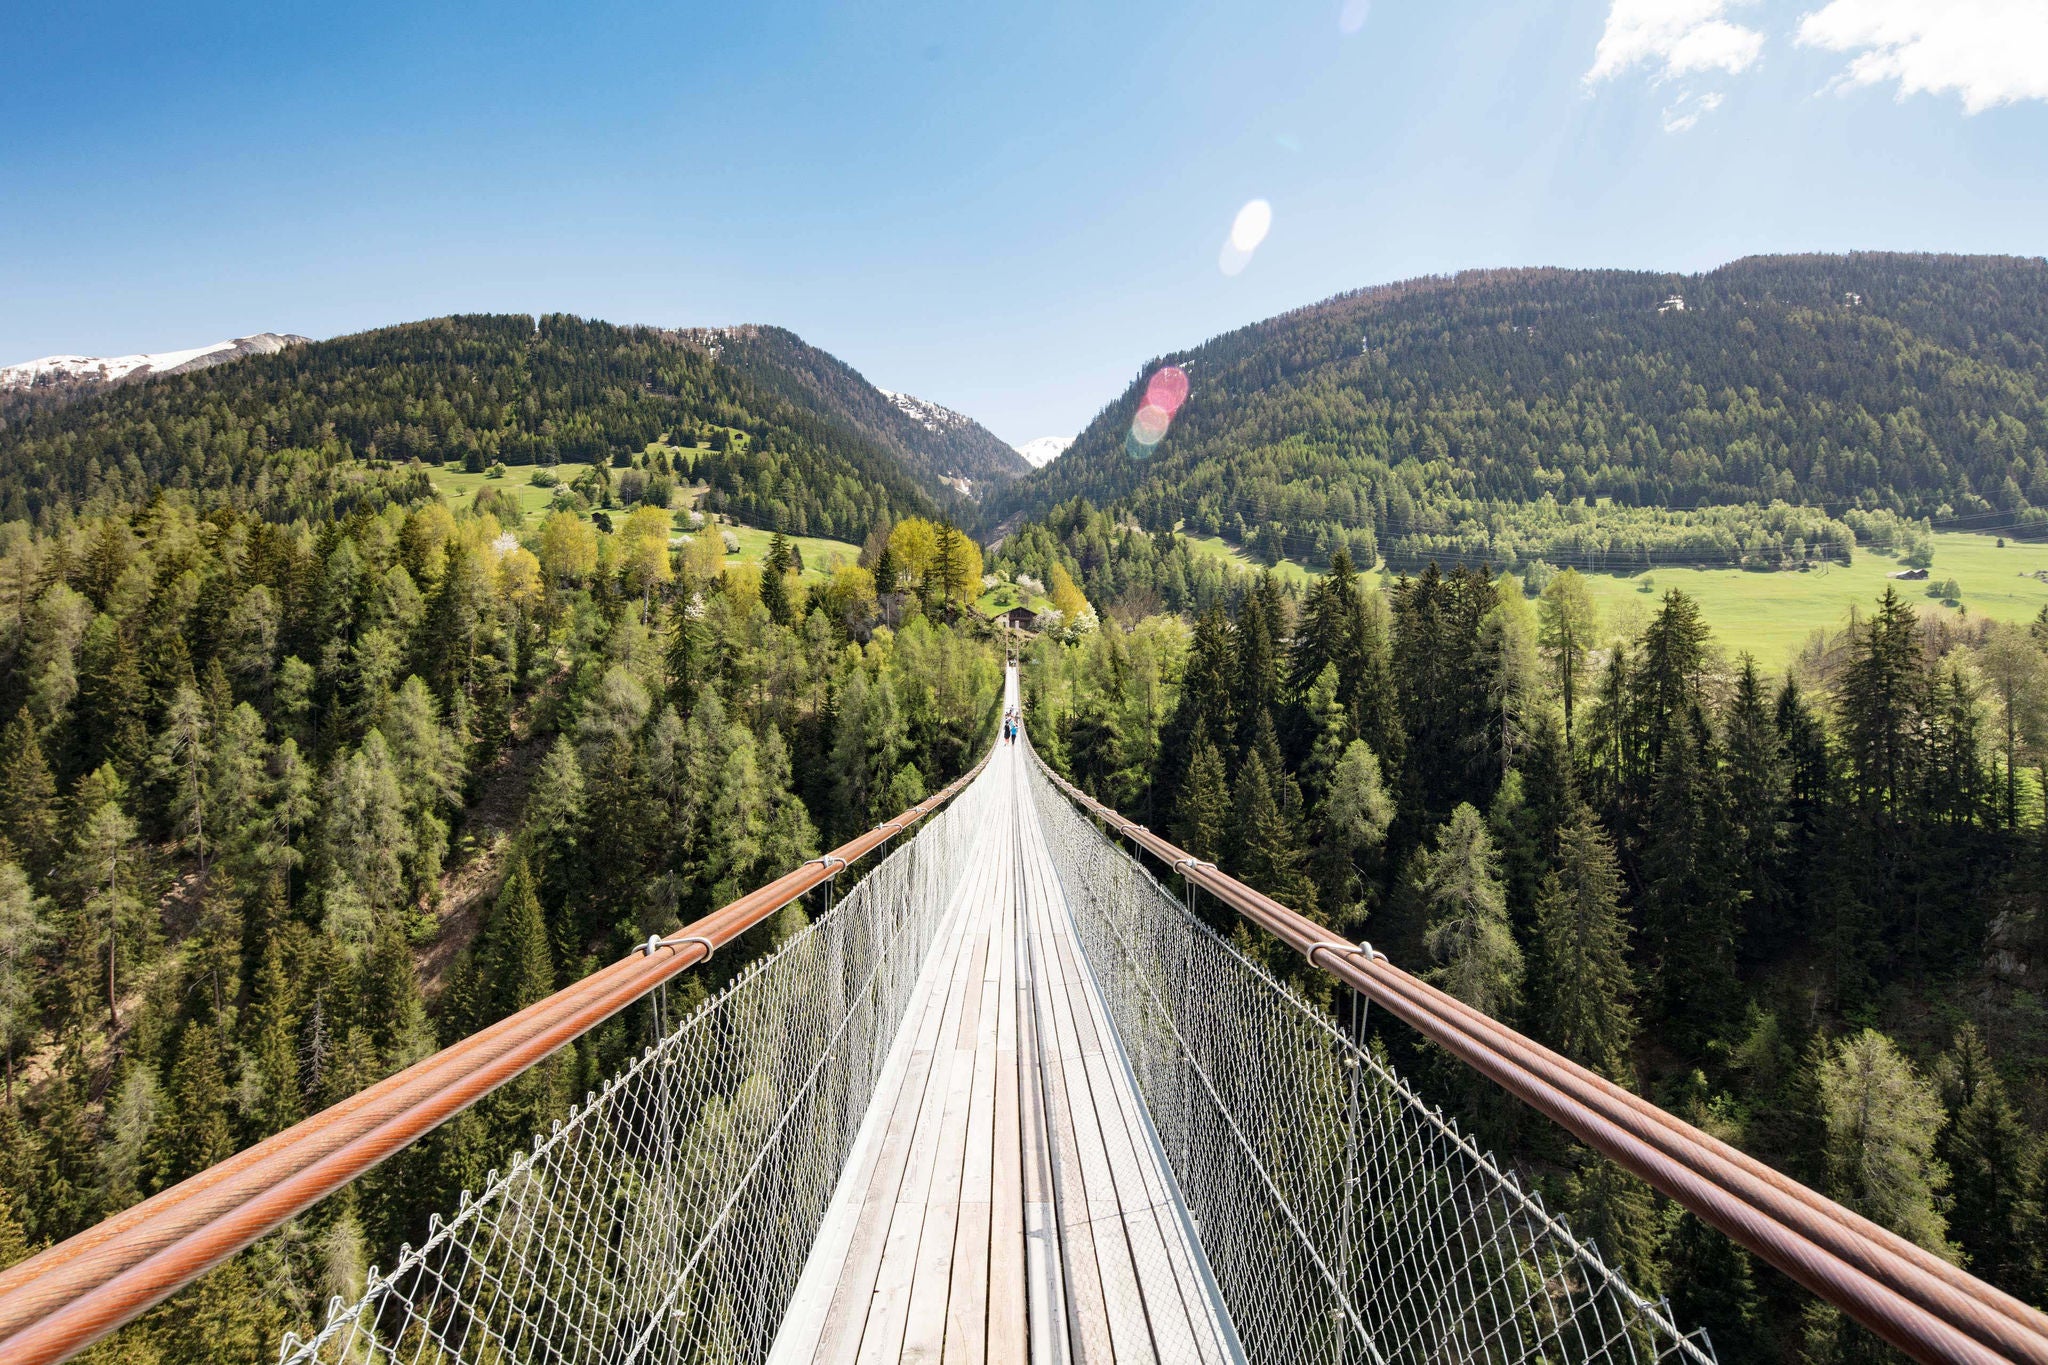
top-left (0, 757), bottom-right (986, 1365)
top-left (1034, 756), bottom-right (2048, 1365)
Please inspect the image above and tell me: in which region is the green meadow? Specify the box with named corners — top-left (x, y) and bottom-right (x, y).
top-left (1190, 528), bottom-right (2048, 672)
top-left (425, 460), bottom-right (859, 581)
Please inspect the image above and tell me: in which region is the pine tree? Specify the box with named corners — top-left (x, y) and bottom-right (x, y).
top-left (1173, 721), bottom-right (1231, 864)
top-left (1479, 586), bottom-right (1543, 782)
top-left (0, 708), bottom-right (60, 876)
top-left (0, 864), bottom-right (46, 1102)
top-left (1665, 1210), bottom-right (1768, 1360)
top-left (1231, 751), bottom-right (1318, 916)
top-left (60, 781), bottom-right (144, 1033)
top-left (1640, 717), bottom-right (1742, 1046)
top-left (1838, 586), bottom-right (1926, 816)
top-left (1561, 1150), bottom-right (1661, 1295)
top-left (1532, 809), bottom-right (1636, 1081)
top-left (245, 933), bottom-right (302, 1137)
top-left (156, 1027), bottom-right (235, 1185)
top-left (1634, 589), bottom-right (1712, 772)
top-left (1934, 1026), bottom-right (2037, 1289)
top-left (1722, 658), bottom-right (1790, 955)
top-left (761, 533), bottom-right (794, 625)
top-left (1412, 804), bottom-right (1521, 1019)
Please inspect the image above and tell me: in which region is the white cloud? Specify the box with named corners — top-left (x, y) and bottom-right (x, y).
top-left (1586, 0), bottom-right (1765, 83)
top-left (1796, 0), bottom-right (2048, 113)
top-left (1662, 90), bottom-right (1725, 131)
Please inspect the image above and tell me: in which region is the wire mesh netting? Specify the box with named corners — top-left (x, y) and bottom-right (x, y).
top-left (277, 771), bottom-right (994, 1365)
top-left (1023, 754), bottom-right (1717, 1365)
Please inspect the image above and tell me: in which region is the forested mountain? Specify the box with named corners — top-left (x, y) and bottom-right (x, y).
top-left (987, 253), bottom-right (2048, 571)
top-left (0, 482), bottom-right (1001, 1354)
top-left (1024, 556), bottom-right (2048, 1361)
top-left (0, 314), bottom-right (942, 537)
top-left (671, 324), bottom-right (1029, 498)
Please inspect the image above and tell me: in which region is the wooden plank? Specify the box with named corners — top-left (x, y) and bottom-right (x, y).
top-left (1016, 790), bottom-right (1068, 1365)
top-left (985, 804), bottom-right (1030, 1365)
top-left (869, 829), bottom-right (996, 1365)
top-left (1020, 763), bottom-right (1228, 1365)
top-left (944, 806), bottom-right (1011, 1365)
top-left (776, 852), bottom-right (982, 1365)
top-left (818, 818), bottom-right (997, 1364)
top-left (1019, 825), bottom-right (1120, 1365)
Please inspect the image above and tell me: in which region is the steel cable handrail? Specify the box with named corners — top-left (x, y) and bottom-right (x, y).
top-left (0, 756), bottom-right (988, 1365)
top-left (1032, 754), bottom-right (2048, 1365)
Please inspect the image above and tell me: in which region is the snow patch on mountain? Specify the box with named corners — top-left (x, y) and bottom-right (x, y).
top-left (1014, 436), bottom-right (1073, 468)
top-left (878, 388), bottom-right (974, 435)
top-left (1, 333), bottom-right (308, 392)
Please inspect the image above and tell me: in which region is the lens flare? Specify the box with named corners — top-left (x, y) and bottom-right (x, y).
top-left (1228, 199), bottom-right (1272, 252)
top-left (1130, 403), bottom-right (1172, 446)
top-left (1145, 365), bottom-right (1189, 415)
top-left (1219, 199), bottom-right (1272, 276)
top-left (1339, 0), bottom-right (1370, 34)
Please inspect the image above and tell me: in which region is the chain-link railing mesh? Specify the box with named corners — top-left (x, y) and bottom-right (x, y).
top-left (1023, 755), bottom-right (1717, 1365)
top-left (277, 771), bottom-right (994, 1365)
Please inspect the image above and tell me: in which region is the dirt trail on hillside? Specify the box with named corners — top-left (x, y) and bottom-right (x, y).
top-left (417, 668), bottom-right (568, 997)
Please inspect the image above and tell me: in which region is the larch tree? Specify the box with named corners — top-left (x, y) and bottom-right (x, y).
top-left (1536, 567), bottom-right (1597, 743)
top-left (1817, 1029), bottom-right (1953, 1257)
top-left (1412, 803), bottom-right (1521, 1020)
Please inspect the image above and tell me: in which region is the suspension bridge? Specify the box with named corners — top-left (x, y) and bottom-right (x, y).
top-left (0, 666), bottom-right (2045, 1365)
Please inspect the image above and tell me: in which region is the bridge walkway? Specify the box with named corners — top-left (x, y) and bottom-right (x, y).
top-left (771, 671), bottom-right (1232, 1365)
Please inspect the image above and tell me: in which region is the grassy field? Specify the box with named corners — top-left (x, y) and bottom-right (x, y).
top-left (1183, 534), bottom-right (1317, 589)
top-left (425, 461), bottom-right (859, 582)
top-left (1520, 533), bottom-right (2048, 668)
top-left (427, 461), bottom-right (599, 522)
top-left (716, 523), bottom-right (860, 582)
top-left (1183, 526), bottom-right (2048, 670)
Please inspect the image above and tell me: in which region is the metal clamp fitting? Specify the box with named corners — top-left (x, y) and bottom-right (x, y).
top-left (1308, 940), bottom-right (1380, 966)
top-left (672, 935), bottom-right (716, 961)
top-left (806, 855), bottom-right (848, 875)
top-left (1173, 858), bottom-right (1216, 875)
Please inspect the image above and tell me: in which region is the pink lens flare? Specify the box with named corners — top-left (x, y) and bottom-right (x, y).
top-left (1130, 403), bottom-right (1172, 446)
top-left (1144, 365), bottom-right (1190, 415)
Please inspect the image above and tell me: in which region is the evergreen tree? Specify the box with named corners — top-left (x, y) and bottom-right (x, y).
top-left (1172, 721), bottom-right (1231, 864)
top-left (0, 708), bottom-right (59, 875)
top-left (1532, 809), bottom-right (1636, 1081)
top-left (1665, 1210), bottom-right (1769, 1360)
top-left (1934, 1026), bottom-right (2037, 1290)
top-left (1838, 587), bottom-right (1926, 816)
top-left (1561, 1151), bottom-right (1661, 1295)
top-left (244, 933), bottom-right (302, 1137)
top-left (155, 1027), bottom-right (235, 1185)
top-left (1231, 750), bottom-right (1318, 916)
top-left (1640, 717), bottom-right (1742, 1046)
top-left (1536, 568), bottom-right (1598, 744)
top-left (1311, 740), bottom-right (1394, 926)
top-left (0, 864), bottom-right (46, 1102)
top-left (1722, 658), bottom-right (1790, 955)
top-left (1411, 804), bottom-right (1521, 1019)
top-left (151, 685), bottom-right (213, 865)
top-left (1817, 1029), bottom-right (1952, 1256)
top-left (761, 533), bottom-right (794, 625)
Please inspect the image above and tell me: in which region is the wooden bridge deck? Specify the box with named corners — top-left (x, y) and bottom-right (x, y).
top-left (771, 671), bottom-right (1234, 1365)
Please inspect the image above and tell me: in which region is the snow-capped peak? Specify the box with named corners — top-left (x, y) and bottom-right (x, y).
top-left (1014, 436), bottom-right (1072, 468)
top-left (878, 388), bottom-right (973, 435)
top-left (0, 333), bottom-right (307, 392)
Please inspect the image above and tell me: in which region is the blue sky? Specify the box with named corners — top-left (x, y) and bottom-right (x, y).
top-left (3, 0), bottom-right (2044, 444)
